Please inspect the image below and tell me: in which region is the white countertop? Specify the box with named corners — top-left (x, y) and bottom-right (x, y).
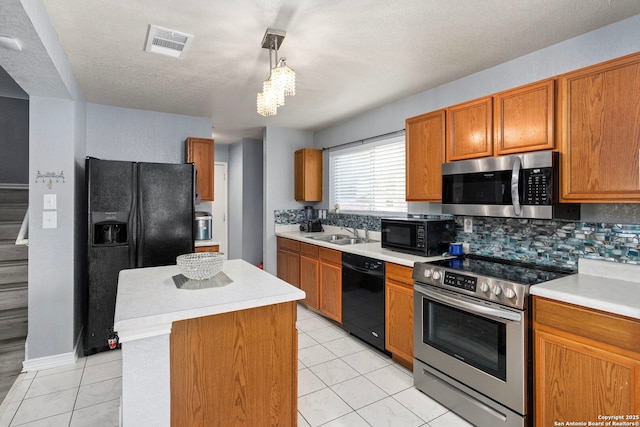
top-left (113, 259), bottom-right (305, 337)
top-left (530, 258), bottom-right (640, 319)
top-left (194, 239), bottom-right (221, 247)
top-left (275, 225), bottom-right (448, 267)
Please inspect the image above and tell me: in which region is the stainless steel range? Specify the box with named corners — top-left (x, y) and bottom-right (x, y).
top-left (412, 255), bottom-right (573, 427)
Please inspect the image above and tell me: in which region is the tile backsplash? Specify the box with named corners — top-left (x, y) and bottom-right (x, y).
top-left (275, 209), bottom-right (640, 271)
top-left (454, 217), bottom-right (640, 271)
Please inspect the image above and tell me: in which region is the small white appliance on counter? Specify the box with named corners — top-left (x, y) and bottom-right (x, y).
top-left (194, 211), bottom-right (212, 240)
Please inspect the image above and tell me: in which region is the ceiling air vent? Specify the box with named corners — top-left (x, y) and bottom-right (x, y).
top-left (144, 25), bottom-right (193, 59)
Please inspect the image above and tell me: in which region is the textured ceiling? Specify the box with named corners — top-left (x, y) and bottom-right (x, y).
top-left (9, 1), bottom-right (640, 144)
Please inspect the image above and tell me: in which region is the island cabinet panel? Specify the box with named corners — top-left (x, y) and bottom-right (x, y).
top-left (446, 96), bottom-right (493, 161)
top-left (405, 110), bottom-right (446, 201)
top-left (559, 52), bottom-right (640, 202)
top-left (319, 247), bottom-right (342, 323)
top-left (384, 263), bottom-right (414, 369)
top-left (494, 79), bottom-right (555, 155)
top-left (186, 137), bottom-right (215, 201)
top-left (170, 301), bottom-right (298, 427)
top-left (277, 237), bottom-right (300, 288)
top-left (294, 148), bottom-right (323, 202)
top-left (533, 297), bottom-right (640, 427)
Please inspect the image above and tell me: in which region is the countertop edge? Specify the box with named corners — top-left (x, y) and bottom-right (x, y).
top-left (113, 259), bottom-right (306, 337)
top-left (530, 273), bottom-right (640, 320)
top-left (114, 290), bottom-right (305, 335)
top-left (275, 227), bottom-right (447, 267)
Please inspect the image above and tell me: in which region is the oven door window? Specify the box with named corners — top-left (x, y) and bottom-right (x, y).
top-left (422, 298), bottom-right (506, 381)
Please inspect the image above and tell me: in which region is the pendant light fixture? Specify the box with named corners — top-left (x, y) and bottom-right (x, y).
top-left (257, 29), bottom-right (296, 117)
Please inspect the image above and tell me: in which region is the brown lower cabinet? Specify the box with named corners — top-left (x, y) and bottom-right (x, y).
top-left (170, 301), bottom-right (298, 426)
top-left (533, 297), bottom-right (640, 427)
top-left (318, 247), bottom-right (342, 323)
top-left (194, 244), bottom-right (219, 253)
top-left (277, 237), bottom-right (342, 322)
top-left (299, 243), bottom-right (320, 309)
top-left (385, 263), bottom-right (414, 369)
top-left (277, 237), bottom-right (300, 288)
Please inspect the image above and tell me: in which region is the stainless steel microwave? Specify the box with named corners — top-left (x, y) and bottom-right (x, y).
top-left (381, 217), bottom-right (455, 256)
top-left (441, 151), bottom-right (580, 220)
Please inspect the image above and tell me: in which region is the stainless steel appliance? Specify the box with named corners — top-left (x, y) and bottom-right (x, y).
top-left (381, 217), bottom-right (455, 256)
top-left (85, 157), bottom-right (194, 355)
top-left (442, 150), bottom-right (580, 219)
top-left (342, 253), bottom-right (389, 354)
top-left (413, 255), bottom-right (573, 427)
top-left (194, 211), bottom-right (212, 240)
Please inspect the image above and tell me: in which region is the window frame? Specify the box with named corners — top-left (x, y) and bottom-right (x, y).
top-left (328, 134), bottom-right (407, 216)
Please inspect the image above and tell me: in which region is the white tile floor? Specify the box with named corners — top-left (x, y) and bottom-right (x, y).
top-left (0, 304), bottom-right (474, 426)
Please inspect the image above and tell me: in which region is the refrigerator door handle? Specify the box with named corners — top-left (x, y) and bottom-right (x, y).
top-left (129, 162), bottom-right (137, 268)
top-left (136, 165), bottom-right (145, 267)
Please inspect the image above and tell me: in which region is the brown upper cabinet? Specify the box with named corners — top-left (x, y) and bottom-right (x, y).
top-left (186, 137), bottom-right (214, 201)
top-left (446, 96), bottom-right (493, 161)
top-left (405, 110), bottom-right (445, 201)
top-left (494, 79), bottom-right (555, 156)
top-left (295, 148), bottom-right (323, 202)
top-left (559, 52), bottom-right (640, 202)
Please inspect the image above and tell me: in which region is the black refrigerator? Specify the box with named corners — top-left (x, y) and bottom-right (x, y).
top-left (84, 157), bottom-right (194, 355)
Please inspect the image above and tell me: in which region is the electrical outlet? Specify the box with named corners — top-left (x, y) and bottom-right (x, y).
top-left (464, 217), bottom-right (473, 233)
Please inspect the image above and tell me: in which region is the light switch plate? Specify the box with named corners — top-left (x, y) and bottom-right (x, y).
top-left (43, 211), bottom-right (57, 229)
top-left (44, 194), bottom-right (57, 210)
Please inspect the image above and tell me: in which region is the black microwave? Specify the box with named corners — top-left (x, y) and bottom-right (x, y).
top-left (381, 217), bottom-right (455, 256)
top-left (442, 150), bottom-right (580, 220)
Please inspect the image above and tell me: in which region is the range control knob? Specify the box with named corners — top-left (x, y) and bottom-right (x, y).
top-left (432, 271), bottom-right (441, 280)
top-left (423, 269), bottom-right (433, 278)
top-left (492, 285), bottom-right (502, 296)
top-left (504, 288), bottom-right (516, 299)
top-left (480, 282), bottom-right (490, 293)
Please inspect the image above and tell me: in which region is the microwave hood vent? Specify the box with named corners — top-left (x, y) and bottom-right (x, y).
top-left (441, 151), bottom-right (580, 220)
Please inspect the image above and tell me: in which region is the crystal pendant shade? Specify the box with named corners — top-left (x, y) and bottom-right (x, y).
top-left (256, 29), bottom-right (296, 117)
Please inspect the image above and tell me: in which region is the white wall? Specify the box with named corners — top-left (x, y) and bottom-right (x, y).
top-left (228, 142), bottom-right (243, 260)
top-left (27, 97), bottom-right (82, 360)
top-left (228, 139), bottom-right (263, 265)
top-left (315, 14), bottom-right (640, 151)
top-left (263, 127), bottom-right (314, 275)
top-left (86, 103), bottom-right (212, 163)
top-left (312, 14), bottom-right (640, 217)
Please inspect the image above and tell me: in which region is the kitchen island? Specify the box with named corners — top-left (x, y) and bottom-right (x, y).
top-left (113, 259), bottom-right (305, 427)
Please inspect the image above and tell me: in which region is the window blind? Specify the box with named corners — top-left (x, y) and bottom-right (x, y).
top-left (329, 135), bottom-right (407, 214)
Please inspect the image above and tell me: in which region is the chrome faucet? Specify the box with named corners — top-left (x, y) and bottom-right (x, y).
top-left (364, 225), bottom-right (370, 242)
top-left (341, 226), bottom-right (359, 238)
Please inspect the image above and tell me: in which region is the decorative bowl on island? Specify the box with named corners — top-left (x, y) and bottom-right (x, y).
top-left (176, 252), bottom-right (224, 280)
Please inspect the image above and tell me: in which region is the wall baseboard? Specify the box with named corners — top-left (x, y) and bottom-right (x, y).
top-left (22, 329), bottom-right (82, 372)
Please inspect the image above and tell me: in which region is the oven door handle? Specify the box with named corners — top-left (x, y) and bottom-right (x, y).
top-left (416, 285), bottom-right (522, 322)
top-left (511, 156), bottom-right (522, 216)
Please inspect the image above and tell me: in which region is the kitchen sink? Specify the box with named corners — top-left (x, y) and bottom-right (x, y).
top-left (309, 234), bottom-right (378, 245)
top-left (310, 234), bottom-right (351, 241)
top-left (331, 238), bottom-right (366, 245)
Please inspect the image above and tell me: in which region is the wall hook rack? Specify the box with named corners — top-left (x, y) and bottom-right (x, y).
top-left (35, 170), bottom-right (65, 189)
